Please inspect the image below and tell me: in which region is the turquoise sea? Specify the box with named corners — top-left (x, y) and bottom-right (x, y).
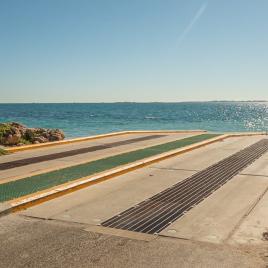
top-left (0, 102), bottom-right (268, 138)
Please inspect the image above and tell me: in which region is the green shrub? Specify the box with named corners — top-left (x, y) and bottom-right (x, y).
top-left (18, 138), bottom-right (31, 145)
top-left (0, 123), bottom-right (12, 142)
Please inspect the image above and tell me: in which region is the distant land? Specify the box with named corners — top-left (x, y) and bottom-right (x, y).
top-left (0, 100), bottom-right (267, 104)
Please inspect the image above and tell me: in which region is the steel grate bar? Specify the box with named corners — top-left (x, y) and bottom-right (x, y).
top-left (101, 139), bottom-right (268, 234)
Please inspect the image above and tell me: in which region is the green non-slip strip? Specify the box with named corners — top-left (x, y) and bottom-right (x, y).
top-left (0, 133), bottom-right (220, 202)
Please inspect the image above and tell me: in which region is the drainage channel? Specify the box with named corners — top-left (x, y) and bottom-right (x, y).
top-left (0, 135), bottom-right (166, 171)
top-left (101, 139), bottom-right (268, 234)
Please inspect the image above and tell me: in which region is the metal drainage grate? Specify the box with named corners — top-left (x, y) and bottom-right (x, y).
top-left (0, 135), bottom-right (166, 170)
top-left (102, 139), bottom-right (268, 234)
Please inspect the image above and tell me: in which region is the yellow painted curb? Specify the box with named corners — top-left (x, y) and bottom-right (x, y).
top-left (228, 132), bottom-right (267, 137)
top-left (5, 130), bottom-right (206, 153)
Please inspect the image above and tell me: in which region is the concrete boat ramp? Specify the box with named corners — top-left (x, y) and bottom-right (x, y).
top-left (0, 131), bottom-right (268, 267)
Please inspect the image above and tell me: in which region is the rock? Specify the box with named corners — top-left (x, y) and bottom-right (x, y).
top-left (33, 136), bottom-right (49, 143)
top-left (17, 143), bottom-right (25, 146)
top-left (47, 129), bottom-right (65, 142)
top-left (6, 133), bottom-right (21, 145)
top-left (10, 122), bottom-right (26, 129)
top-left (49, 133), bottom-right (65, 141)
top-left (0, 122), bottom-right (65, 146)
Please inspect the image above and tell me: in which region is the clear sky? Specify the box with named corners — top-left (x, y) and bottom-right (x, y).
top-left (0, 0), bottom-right (268, 103)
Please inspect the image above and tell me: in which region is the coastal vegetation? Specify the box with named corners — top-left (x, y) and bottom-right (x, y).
top-left (0, 122), bottom-right (65, 147)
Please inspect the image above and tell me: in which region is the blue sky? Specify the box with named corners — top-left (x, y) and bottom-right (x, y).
top-left (0, 0), bottom-right (268, 103)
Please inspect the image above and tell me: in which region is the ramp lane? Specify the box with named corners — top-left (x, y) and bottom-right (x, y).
top-left (0, 135), bottom-right (166, 171)
top-left (0, 134), bottom-right (219, 203)
top-left (102, 139), bottom-right (268, 234)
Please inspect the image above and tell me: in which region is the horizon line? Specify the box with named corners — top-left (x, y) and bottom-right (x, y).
top-left (0, 100), bottom-right (267, 104)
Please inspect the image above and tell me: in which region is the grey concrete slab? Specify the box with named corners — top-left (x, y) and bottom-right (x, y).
top-left (20, 136), bottom-right (268, 235)
top-left (240, 152), bottom-right (268, 177)
top-left (150, 136), bottom-right (264, 172)
top-left (21, 168), bottom-right (195, 223)
top-left (229, 185), bottom-right (268, 245)
top-left (160, 175), bottom-right (268, 244)
top-left (2, 135), bottom-right (268, 267)
top-left (12, 134), bottom-right (268, 256)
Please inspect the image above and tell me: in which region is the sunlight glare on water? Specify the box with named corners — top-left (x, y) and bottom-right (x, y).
top-left (0, 102), bottom-right (268, 138)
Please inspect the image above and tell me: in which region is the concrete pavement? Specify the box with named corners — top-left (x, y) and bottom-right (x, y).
top-left (0, 132), bottom-right (198, 183)
top-left (1, 134), bottom-right (268, 267)
top-left (20, 136), bottom-right (268, 245)
top-left (0, 214), bottom-right (265, 268)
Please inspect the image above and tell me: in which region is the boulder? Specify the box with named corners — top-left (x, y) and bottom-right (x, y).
top-left (33, 136), bottom-right (49, 143)
top-left (0, 122), bottom-right (65, 146)
top-left (6, 133), bottom-right (21, 145)
top-left (48, 129), bottom-right (65, 141)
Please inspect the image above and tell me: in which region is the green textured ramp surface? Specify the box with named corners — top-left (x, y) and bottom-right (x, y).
top-left (0, 134), bottom-right (220, 202)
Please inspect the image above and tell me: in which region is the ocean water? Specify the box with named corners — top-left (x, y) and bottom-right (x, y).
top-left (0, 102), bottom-right (268, 138)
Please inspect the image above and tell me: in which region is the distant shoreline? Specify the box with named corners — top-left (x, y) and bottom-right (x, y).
top-left (0, 100), bottom-right (267, 105)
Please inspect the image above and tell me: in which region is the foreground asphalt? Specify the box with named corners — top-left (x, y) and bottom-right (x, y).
top-left (0, 214), bottom-right (266, 268)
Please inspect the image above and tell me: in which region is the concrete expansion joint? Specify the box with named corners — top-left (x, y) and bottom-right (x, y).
top-left (239, 173), bottom-right (268, 178)
top-left (158, 233), bottom-right (191, 242)
top-left (22, 214), bottom-right (92, 230)
top-left (224, 184), bottom-right (268, 243)
top-left (20, 214), bottom-right (49, 221)
top-left (149, 166), bottom-right (200, 172)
